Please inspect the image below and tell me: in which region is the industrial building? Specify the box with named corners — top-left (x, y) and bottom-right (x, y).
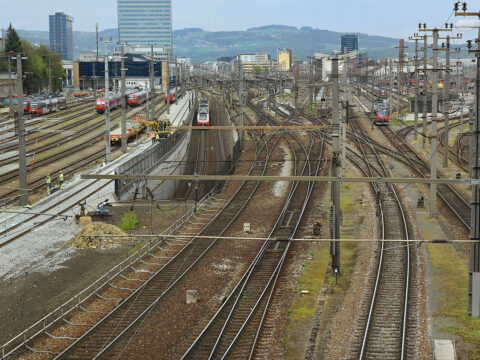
top-left (278, 49), bottom-right (292, 72)
top-left (49, 12), bottom-right (74, 61)
top-left (117, 0), bottom-right (173, 49)
top-left (73, 54), bottom-right (162, 90)
top-left (341, 34), bottom-right (359, 53)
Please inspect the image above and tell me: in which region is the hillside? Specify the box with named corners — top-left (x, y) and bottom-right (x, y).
top-left (18, 25), bottom-right (403, 61)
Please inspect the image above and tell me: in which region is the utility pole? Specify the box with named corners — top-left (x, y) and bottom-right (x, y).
top-left (409, 34), bottom-right (423, 140)
top-left (440, 32), bottom-right (462, 168)
top-left (331, 58), bottom-right (341, 273)
top-left (430, 28), bottom-right (439, 219)
top-left (15, 53), bottom-right (28, 206)
top-left (455, 0), bottom-right (480, 318)
top-left (419, 24), bottom-right (452, 218)
top-left (8, 54), bottom-right (13, 117)
top-left (238, 59), bottom-right (244, 147)
top-left (150, 45), bottom-right (155, 123)
top-left (104, 41), bottom-right (111, 164)
top-left (422, 33), bottom-right (429, 149)
top-left (48, 59), bottom-right (52, 94)
top-left (457, 60), bottom-right (465, 130)
top-left (166, 50), bottom-right (171, 115)
top-left (395, 39), bottom-right (407, 99)
top-left (120, 44), bottom-right (127, 153)
top-left (94, 23), bottom-right (99, 100)
top-left (309, 57), bottom-right (314, 109)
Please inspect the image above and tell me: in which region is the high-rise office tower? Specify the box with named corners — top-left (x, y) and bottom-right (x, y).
top-left (49, 12), bottom-right (74, 60)
top-left (117, 0), bottom-right (172, 48)
top-left (340, 34), bottom-right (359, 53)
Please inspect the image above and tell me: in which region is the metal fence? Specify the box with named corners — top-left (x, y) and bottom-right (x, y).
top-left (0, 188), bottom-right (219, 360)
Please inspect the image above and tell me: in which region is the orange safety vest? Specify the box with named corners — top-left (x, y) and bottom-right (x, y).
top-left (151, 131), bottom-right (155, 138)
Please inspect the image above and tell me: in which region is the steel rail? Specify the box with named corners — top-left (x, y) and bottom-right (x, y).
top-left (53, 108), bottom-right (283, 359)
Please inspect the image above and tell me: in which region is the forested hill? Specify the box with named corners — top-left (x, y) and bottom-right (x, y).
top-left (17, 25), bottom-right (401, 61)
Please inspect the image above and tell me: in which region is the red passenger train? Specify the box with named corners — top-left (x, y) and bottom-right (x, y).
top-left (127, 90), bottom-right (150, 107)
top-left (96, 94), bottom-right (121, 114)
top-left (372, 98), bottom-right (389, 126)
top-left (29, 97), bottom-right (67, 115)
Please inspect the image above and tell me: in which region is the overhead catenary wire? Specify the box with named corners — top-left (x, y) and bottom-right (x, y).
top-left (81, 233), bottom-right (473, 243)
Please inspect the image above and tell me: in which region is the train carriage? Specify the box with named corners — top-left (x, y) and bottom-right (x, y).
top-left (29, 96), bottom-right (67, 115)
top-left (96, 94), bottom-right (121, 114)
top-left (164, 87), bottom-right (179, 104)
top-left (372, 99), bottom-right (389, 126)
top-left (128, 90), bottom-right (150, 107)
top-left (197, 98), bottom-right (210, 126)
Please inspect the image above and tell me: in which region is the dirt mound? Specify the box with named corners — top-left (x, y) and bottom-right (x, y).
top-left (70, 222), bottom-right (127, 249)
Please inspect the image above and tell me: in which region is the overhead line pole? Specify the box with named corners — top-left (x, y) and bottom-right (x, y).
top-left (409, 34), bottom-right (423, 140)
top-left (331, 58), bottom-right (341, 273)
top-left (150, 45), bottom-right (156, 123)
top-left (120, 44), bottom-right (127, 153)
top-left (420, 24), bottom-right (453, 218)
top-left (14, 53), bottom-right (28, 206)
top-left (104, 41), bottom-right (111, 164)
top-left (454, 0), bottom-right (480, 318)
top-left (438, 33), bottom-right (462, 168)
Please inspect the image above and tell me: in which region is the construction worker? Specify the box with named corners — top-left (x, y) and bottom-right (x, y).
top-left (151, 131), bottom-right (155, 144)
top-left (156, 132), bottom-right (160, 142)
top-left (59, 170), bottom-right (64, 190)
top-left (46, 173), bottom-right (52, 194)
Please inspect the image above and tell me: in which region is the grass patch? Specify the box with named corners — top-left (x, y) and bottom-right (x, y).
top-left (427, 243), bottom-right (480, 359)
top-left (118, 211), bottom-right (138, 231)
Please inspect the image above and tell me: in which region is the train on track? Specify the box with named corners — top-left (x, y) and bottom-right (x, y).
top-left (197, 98), bottom-right (210, 126)
top-left (127, 90), bottom-right (152, 107)
top-left (164, 87), bottom-right (179, 104)
top-left (96, 95), bottom-right (122, 114)
top-left (372, 97), bottom-right (390, 126)
top-left (29, 96), bottom-right (67, 115)
top-left (97, 89), bottom-right (156, 113)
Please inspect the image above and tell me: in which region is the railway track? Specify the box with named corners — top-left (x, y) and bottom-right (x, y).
top-left (280, 89), bottom-right (415, 359)
top-left (179, 98), bottom-right (325, 360)
top-left (0, 98), bottom-right (165, 205)
top-left (3, 98), bottom-right (288, 359)
top-left (355, 93), bottom-right (471, 230)
top-left (345, 109), bottom-right (412, 360)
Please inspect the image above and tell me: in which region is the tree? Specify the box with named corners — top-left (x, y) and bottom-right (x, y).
top-left (5, 23), bottom-right (22, 54)
top-left (254, 65), bottom-right (262, 76)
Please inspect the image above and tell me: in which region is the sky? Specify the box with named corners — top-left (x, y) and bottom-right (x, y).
top-left (0, 0), bottom-right (466, 39)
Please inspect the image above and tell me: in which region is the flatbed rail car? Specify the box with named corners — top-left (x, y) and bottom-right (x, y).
top-left (108, 118), bottom-right (147, 145)
top-left (372, 98), bottom-right (390, 126)
top-left (29, 96), bottom-right (67, 115)
top-left (197, 98), bottom-right (210, 126)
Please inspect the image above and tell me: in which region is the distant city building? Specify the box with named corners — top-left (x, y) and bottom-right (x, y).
top-left (237, 53), bottom-right (273, 75)
top-left (49, 12), bottom-right (74, 60)
top-left (341, 34), bottom-right (358, 53)
top-left (117, 0), bottom-right (172, 49)
top-left (278, 49), bottom-right (292, 71)
top-left (217, 56), bottom-right (234, 63)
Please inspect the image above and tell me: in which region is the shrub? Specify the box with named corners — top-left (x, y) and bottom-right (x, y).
top-left (119, 211), bottom-right (138, 231)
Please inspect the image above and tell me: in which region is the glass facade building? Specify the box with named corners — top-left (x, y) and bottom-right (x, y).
top-left (49, 12), bottom-right (74, 61)
top-left (117, 0), bottom-right (172, 48)
top-left (340, 34), bottom-right (358, 54)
